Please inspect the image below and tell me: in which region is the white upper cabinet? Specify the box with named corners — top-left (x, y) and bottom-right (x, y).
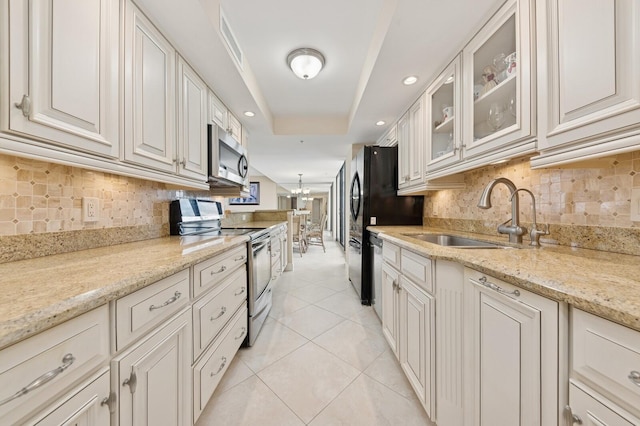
top-left (398, 95), bottom-right (426, 194)
top-left (177, 56), bottom-right (208, 180)
top-left (208, 91), bottom-right (228, 130)
top-left (377, 124), bottom-right (397, 147)
top-left (532, 0), bottom-right (640, 167)
top-left (426, 55), bottom-right (462, 173)
top-left (227, 112), bottom-right (242, 144)
top-left (4, 0), bottom-right (119, 158)
top-left (462, 0), bottom-right (536, 163)
top-left (123, 0), bottom-right (177, 173)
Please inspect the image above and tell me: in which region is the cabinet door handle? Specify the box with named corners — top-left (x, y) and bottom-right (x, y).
top-left (100, 392), bottom-right (116, 413)
top-left (149, 291), bottom-right (182, 311)
top-left (180, 158), bottom-right (187, 167)
top-left (628, 370), bottom-right (640, 387)
top-left (211, 265), bottom-right (227, 275)
top-left (210, 356), bottom-right (227, 377)
top-left (122, 371), bottom-right (137, 394)
top-left (14, 94), bottom-right (31, 117)
top-left (477, 276), bottom-right (520, 297)
top-left (234, 287), bottom-right (246, 296)
top-left (0, 353), bottom-right (75, 407)
top-left (563, 405), bottom-right (583, 424)
top-left (235, 327), bottom-right (247, 340)
top-left (210, 306), bottom-right (227, 321)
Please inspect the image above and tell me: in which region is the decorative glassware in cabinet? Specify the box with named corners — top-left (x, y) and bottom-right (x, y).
top-left (472, 14), bottom-right (517, 142)
top-left (431, 73), bottom-right (456, 162)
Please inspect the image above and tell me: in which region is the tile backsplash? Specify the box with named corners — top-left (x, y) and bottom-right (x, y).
top-left (0, 154), bottom-right (215, 236)
top-left (425, 151), bottom-right (640, 229)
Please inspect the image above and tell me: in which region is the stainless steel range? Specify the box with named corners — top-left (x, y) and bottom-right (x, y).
top-left (170, 199), bottom-right (272, 346)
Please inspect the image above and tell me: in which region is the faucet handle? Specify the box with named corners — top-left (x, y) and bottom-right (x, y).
top-left (529, 224), bottom-right (549, 246)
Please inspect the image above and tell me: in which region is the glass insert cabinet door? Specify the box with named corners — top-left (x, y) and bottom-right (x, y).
top-left (462, 0), bottom-right (535, 160)
top-left (426, 55), bottom-right (462, 172)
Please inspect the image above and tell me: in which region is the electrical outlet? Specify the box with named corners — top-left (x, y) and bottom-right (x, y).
top-left (241, 214), bottom-right (247, 221)
top-left (82, 197), bottom-right (99, 223)
top-left (631, 188), bottom-right (640, 222)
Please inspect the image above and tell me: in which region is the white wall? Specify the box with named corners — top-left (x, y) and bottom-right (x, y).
top-left (224, 175), bottom-right (279, 212)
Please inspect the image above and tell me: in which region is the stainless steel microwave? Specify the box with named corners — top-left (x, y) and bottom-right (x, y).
top-left (208, 124), bottom-right (248, 187)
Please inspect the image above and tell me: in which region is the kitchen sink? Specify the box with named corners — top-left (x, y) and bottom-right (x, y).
top-left (403, 233), bottom-right (515, 249)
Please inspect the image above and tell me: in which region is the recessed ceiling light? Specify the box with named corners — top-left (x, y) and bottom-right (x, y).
top-left (376, 121), bottom-right (386, 126)
top-left (403, 76), bottom-right (418, 85)
top-left (244, 111), bottom-right (255, 117)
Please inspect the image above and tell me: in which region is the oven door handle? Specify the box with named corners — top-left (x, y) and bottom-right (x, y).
top-left (251, 233), bottom-right (271, 248)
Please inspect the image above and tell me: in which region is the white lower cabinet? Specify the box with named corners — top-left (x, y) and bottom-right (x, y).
top-left (25, 369), bottom-right (111, 426)
top-left (399, 275), bottom-right (434, 417)
top-left (463, 268), bottom-right (560, 426)
top-left (381, 242), bottom-right (434, 419)
top-left (112, 308), bottom-right (192, 426)
top-left (381, 262), bottom-right (401, 357)
top-left (0, 306), bottom-right (110, 425)
top-left (566, 308), bottom-right (640, 424)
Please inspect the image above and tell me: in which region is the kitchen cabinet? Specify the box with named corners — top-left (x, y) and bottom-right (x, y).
top-left (396, 112), bottom-right (411, 190)
top-left (461, 0), bottom-right (536, 166)
top-left (381, 242), bottom-right (434, 419)
top-left (382, 262), bottom-right (401, 357)
top-left (0, 306), bottom-right (110, 425)
top-left (123, 0), bottom-right (177, 174)
top-left (112, 308), bottom-right (192, 426)
top-left (3, 0), bottom-right (119, 158)
top-left (25, 369), bottom-right (111, 426)
top-left (463, 268), bottom-right (560, 426)
top-left (567, 308), bottom-right (640, 423)
top-left (177, 56), bottom-right (208, 180)
top-left (193, 306), bottom-right (248, 422)
top-left (399, 275), bottom-right (434, 418)
top-left (398, 95), bottom-right (426, 195)
top-left (532, 0), bottom-right (640, 168)
top-left (426, 55), bottom-right (463, 173)
top-left (227, 112), bottom-right (242, 145)
top-left (377, 124), bottom-right (398, 147)
top-left (208, 91), bottom-right (229, 131)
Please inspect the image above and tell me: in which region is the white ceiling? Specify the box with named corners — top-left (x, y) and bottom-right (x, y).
top-left (135, 0), bottom-right (502, 193)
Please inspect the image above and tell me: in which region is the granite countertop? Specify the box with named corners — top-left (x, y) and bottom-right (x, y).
top-left (0, 235), bottom-right (250, 350)
top-left (371, 226), bottom-right (640, 332)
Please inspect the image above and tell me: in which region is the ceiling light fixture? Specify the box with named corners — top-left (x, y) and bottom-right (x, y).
top-left (244, 111), bottom-right (255, 117)
top-left (403, 75), bottom-right (418, 85)
top-left (376, 121), bottom-right (386, 126)
top-left (287, 48), bottom-right (325, 80)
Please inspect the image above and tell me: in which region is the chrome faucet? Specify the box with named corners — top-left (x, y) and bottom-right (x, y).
top-left (477, 177), bottom-right (526, 243)
top-left (510, 188), bottom-right (549, 246)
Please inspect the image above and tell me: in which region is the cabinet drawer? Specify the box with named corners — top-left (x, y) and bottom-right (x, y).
top-left (572, 308), bottom-right (640, 416)
top-left (193, 245), bottom-right (247, 298)
top-left (193, 268), bottom-right (247, 360)
top-left (401, 249), bottom-right (433, 293)
top-left (570, 382), bottom-right (639, 426)
top-left (383, 242), bottom-right (401, 270)
top-left (27, 369), bottom-right (111, 426)
top-left (0, 306), bottom-right (109, 424)
top-left (115, 269), bottom-right (190, 350)
top-left (193, 305), bottom-right (247, 422)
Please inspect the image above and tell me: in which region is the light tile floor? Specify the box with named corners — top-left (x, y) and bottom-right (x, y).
top-left (196, 237), bottom-right (433, 425)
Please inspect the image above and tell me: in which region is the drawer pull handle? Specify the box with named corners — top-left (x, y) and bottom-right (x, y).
top-left (234, 287), bottom-right (246, 296)
top-left (629, 371), bottom-right (640, 387)
top-left (211, 266), bottom-right (227, 275)
top-left (210, 356), bottom-right (227, 377)
top-left (149, 291), bottom-right (182, 311)
top-left (234, 255), bottom-right (246, 262)
top-left (211, 307), bottom-right (227, 321)
top-left (478, 276), bottom-right (520, 297)
top-left (0, 353), bottom-right (75, 407)
top-left (235, 327), bottom-right (247, 340)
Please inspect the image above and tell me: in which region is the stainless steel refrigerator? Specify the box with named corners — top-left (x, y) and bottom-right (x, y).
top-left (347, 145), bottom-right (424, 305)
